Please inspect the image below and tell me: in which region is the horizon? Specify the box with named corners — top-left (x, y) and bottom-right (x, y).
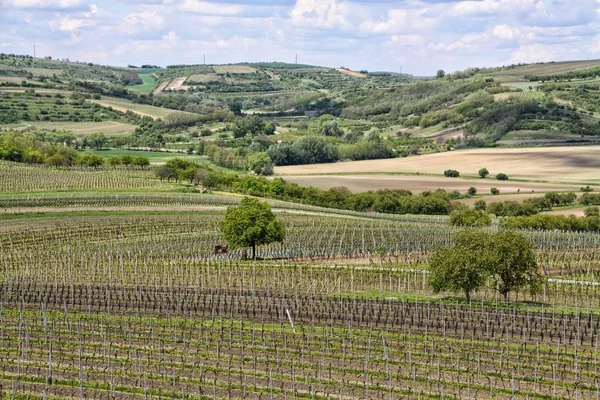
top-left (1, 0), bottom-right (599, 76)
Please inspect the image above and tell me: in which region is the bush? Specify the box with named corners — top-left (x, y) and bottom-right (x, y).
top-left (474, 200), bottom-right (487, 211)
top-left (449, 208), bottom-right (491, 227)
top-left (444, 169), bottom-right (460, 178)
top-left (467, 187), bottom-right (477, 196)
top-left (581, 185), bottom-right (594, 193)
top-left (478, 168), bottom-right (489, 178)
top-left (496, 173), bottom-right (509, 181)
top-left (490, 187), bottom-right (500, 195)
top-left (585, 206), bottom-right (600, 217)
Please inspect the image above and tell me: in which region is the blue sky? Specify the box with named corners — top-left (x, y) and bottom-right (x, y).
top-left (1, 0), bottom-right (599, 75)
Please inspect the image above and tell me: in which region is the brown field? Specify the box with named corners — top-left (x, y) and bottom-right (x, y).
top-left (282, 175), bottom-right (588, 194)
top-left (213, 65), bottom-right (257, 74)
top-left (187, 73), bottom-right (221, 83)
top-left (276, 147), bottom-right (600, 184)
top-left (336, 68), bottom-right (367, 78)
top-left (492, 60), bottom-right (600, 78)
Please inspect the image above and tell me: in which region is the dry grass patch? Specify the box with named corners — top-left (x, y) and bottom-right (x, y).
top-left (165, 77), bottom-right (188, 91)
top-left (336, 68), bottom-right (367, 78)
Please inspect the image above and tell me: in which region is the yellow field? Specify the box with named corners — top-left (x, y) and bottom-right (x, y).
top-left (213, 65), bottom-right (257, 74)
top-left (275, 146), bottom-right (600, 184)
top-left (187, 74), bottom-right (222, 83)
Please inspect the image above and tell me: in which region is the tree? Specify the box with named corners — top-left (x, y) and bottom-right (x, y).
top-left (79, 153), bottom-right (104, 168)
top-left (478, 168), bottom-right (489, 178)
top-left (86, 133), bottom-right (108, 150)
top-left (467, 187), bottom-right (477, 196)
top-left (219, 197), bottom-right (285, 259)
top-left (585, 206), bottom-right (600, 217)
top-left (488, 230), bottom-right (542, 303)
top-left (496, 173), bottom-right (509, 181)
top-left (248, 153), bottom-right (274, 176)
top-left (428, 230), bottom-right (492, 301)
top-left (436, 70), bottom-right (446, 79)
top-left (444, 169), bottom-right (460, 178)
top-left (449, 208), bottom-right (491, 227)
top-left (490, 187), bottom-right (500, 195)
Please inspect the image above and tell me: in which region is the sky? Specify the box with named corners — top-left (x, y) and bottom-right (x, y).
top-left (0, 0), bottom-right (599, 75)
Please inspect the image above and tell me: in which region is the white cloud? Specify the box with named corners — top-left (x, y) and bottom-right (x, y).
top-left (0, 0), bottom-right (80, 9)
top-left (121, 10), bottom-right (164, 34)
top-left (50, 16), bottom-right (96, 39)
top-left (452, 0), bottom-right (536, 17)
top-left (290, 0), bottom-right (353, 29)
top-left (508, 43), bottom-right (578, 64)
top-left (360, 8), bottom-right (436, 34)
top-left (492, 24), bottom-right (520, 40)
top-left (177, 0), bottom-right (244, 16)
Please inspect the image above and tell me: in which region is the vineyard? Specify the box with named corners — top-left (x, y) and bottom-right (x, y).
top-left (1, 208), bottom-right (600, 399)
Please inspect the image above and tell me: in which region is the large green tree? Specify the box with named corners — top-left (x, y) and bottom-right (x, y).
top-left (488, 230), bottom-right (542, 302)
top-left (219, 197), bottom-right (285, 259)
top-left (428, 230), bottom-right (492, 301)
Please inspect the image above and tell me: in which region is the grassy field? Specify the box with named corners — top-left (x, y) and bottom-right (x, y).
top-left (1, 121), bottom-right (136, 136)
top-left (128, 73), bottom-right (158, 94)
top-left (89, 97), bottom-right (183, 119)
top-left (276, 146), bottom-right (600, 184)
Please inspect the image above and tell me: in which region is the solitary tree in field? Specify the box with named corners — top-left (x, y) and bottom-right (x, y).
top-left (219, 197), bottom-right (285, 259)
top-left (488, 230), bottom-right (542, 303)
top-left (428, 230), bottom-right (492, 301)
top-left (429, 229), bottom-right (542, 302)
top-left (436, 69), bottom-right (446, 79)
top-left (478, 168), bottom-right (489, 178)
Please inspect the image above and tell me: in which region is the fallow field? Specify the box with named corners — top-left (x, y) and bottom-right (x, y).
top-left (276, 146), bottom-right (600, 185)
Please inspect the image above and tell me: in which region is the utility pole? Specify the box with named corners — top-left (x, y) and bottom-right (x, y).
top-left (295, 54), bottom-right (298, 64)
top-left (33, 44), bottom-right (36, 58)
top-left (203, 54), bottom-right (206, 65)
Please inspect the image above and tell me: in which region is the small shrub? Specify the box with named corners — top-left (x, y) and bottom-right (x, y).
top-left (491, 187), bottom-right (500, 195)
top-left (444, 169), bottom-right (460, 178)
top-left (581, 185), bottom-right (594, 193)
top-left (585, 206), bottom-right (600, 217)
top-left (467, 187), bottom-right (477, 196)
top-left (474, 200), bottom-right (487, 211)
top-left (496, 173), bottom-right (509, 181)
